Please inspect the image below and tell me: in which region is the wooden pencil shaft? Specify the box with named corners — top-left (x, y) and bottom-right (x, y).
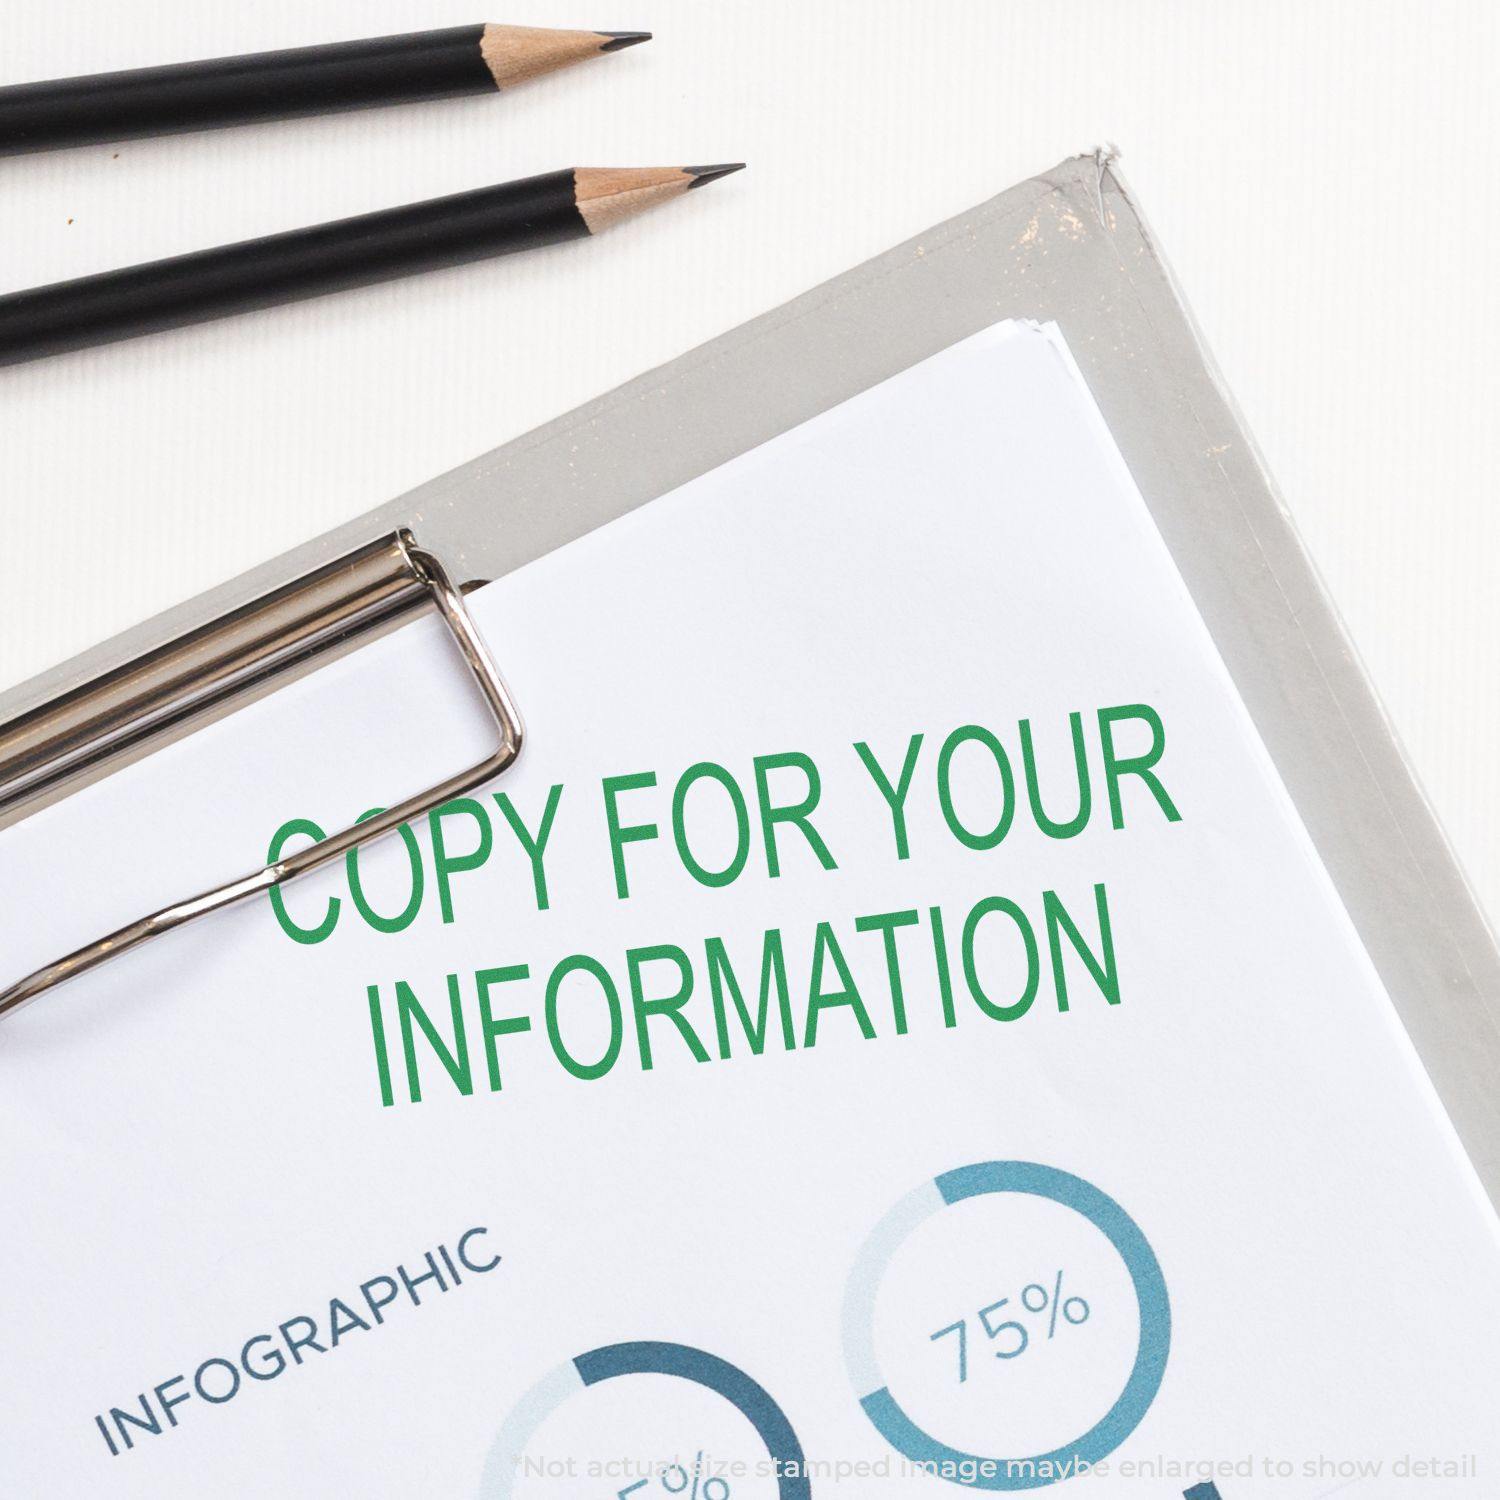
top-left (0, 170), bottom-right (588, 366)
top-left (0, 25), bottom-right (498, 155)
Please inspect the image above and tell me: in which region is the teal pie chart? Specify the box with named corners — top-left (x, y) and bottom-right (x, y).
top-left (842, 1162), bottom-right (1170, 1491)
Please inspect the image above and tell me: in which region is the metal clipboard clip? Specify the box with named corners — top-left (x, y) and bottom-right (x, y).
top-left (0, 530), bottom-right (523, 1021)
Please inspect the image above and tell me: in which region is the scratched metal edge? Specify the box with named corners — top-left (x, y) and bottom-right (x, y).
top-left (4, 150), bottom-right (1499, 1204)
top-left (1078, 157), bottom-right (1500, 1201)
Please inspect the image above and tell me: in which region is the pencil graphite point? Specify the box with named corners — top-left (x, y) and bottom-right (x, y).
top-left (686, 163), bottom-right (747, 189)
top-left (480, 24), bottom-right (652, 89)
top-left (598, 31), bottom-right (653, 52)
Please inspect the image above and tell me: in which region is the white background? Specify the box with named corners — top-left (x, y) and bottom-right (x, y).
top-left (2, 0), bottom-right (1499, 928)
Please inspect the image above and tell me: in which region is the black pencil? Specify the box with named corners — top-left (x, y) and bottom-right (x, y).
top-left (0, 25), bottom-right (652, 156)
top-left (0, 165), bottom-right (744, 367)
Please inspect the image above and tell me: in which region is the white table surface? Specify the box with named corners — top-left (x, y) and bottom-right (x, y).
top-left (3, 0), bottom-right (1498, 928)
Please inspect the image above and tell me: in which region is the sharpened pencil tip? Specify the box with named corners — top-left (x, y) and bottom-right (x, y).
top-left (598, 31), bottom-right (652, 51)
top-left (482, 25), bottom-right (651, 88)
top-left (685, 163), bottom-right (747, 189)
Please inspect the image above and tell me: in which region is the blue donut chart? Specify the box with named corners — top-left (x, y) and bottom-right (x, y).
top-left (578, 1343), bottom-right (810, 1500)
top-left (480, 1340), bottom-right (810, 1500)
top-left (842, 1161), bottom-right (1170, 1492)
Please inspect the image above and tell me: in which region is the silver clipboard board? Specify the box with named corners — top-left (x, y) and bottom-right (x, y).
top-left (5, 150), bottom-right (1499, 1203)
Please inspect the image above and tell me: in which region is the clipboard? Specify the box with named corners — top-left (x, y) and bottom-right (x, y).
top-left (4, 148), bottom-right (1499, 1214)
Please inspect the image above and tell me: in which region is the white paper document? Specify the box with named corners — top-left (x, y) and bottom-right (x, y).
top-left (3, 322), bottom-right (1497, 1499)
